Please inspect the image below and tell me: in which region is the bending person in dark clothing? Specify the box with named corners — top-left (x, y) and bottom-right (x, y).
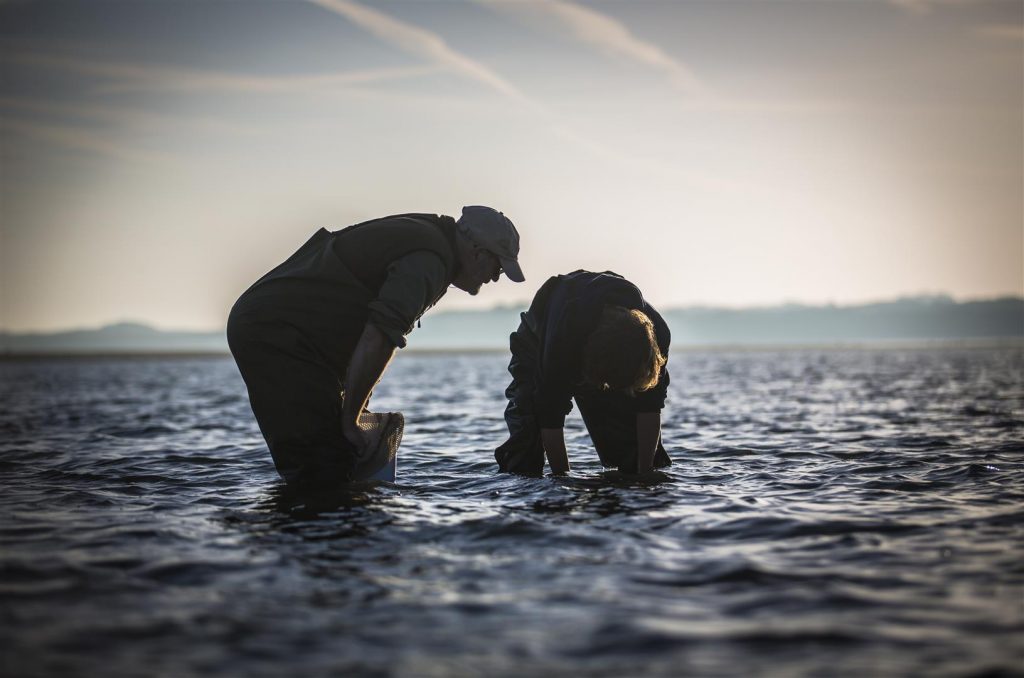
top-left (496, 270), bottom-right (671, 476)
top-left (228, 206), bottom-right (524, 486)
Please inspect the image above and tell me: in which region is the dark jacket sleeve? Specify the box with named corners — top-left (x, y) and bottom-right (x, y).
top-left (366, 251), bottom-right (447, 348)
top-left (535, 299), bottom-right (577, 429)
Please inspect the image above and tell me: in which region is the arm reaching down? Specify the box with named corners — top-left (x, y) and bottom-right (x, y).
top-left (342, 322), bottom-right (396, 453)
top-left (343, 251), bottom-right (446, 452)
top-left (542, 427), bottom-right (570, 475)
top-left (635, 411), bottom-right (661, 475)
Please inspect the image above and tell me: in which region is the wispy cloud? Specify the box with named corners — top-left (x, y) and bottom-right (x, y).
top-left (306, 0), bottom-right (782, 200)
top-left (0, 96), bottom-right (261, 136)
top-left (487, 0), bottom-right (705, 96)
top-left (0, 117), bottom-right (175, 165)
top-left (309, 0), bottom-right (534, 106)
top-left (9, 52), bottom-right (439, 94)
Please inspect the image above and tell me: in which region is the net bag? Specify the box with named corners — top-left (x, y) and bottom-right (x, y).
top-left (351, 411), bottom-right (404, 482)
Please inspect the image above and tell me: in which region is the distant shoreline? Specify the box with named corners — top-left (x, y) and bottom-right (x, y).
top-left (3, 295), bottom-right (1020, 356)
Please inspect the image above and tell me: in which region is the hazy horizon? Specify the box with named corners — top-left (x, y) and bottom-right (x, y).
top-left (2, 0), bottom-right (1021, 332)
top-left (3, 295), bottom-right (1020, 356)
top-left (2, 291), bottom-right (1021, 335)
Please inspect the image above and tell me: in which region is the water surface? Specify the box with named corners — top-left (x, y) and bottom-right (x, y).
top-left (1, 348), bottom-right (1022, 676)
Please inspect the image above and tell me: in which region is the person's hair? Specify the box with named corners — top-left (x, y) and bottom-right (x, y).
top-left (581, 306), bottom-right (666, 395)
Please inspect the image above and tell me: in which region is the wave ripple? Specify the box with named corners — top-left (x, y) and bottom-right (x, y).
top-left (1, 348), bottom-right (1022, 677)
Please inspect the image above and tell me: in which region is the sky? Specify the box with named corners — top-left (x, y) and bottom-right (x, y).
top-left (1, 0), bottom-right (1021, 332)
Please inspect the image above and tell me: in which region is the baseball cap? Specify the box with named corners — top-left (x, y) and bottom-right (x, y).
top-left (457, 205), bottom-right (525, 282)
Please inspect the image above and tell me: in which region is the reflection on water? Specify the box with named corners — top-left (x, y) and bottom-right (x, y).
top-left (1, 348), bottom-right (1022, 676)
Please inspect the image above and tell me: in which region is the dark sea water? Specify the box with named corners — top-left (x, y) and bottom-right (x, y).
top-left (1, 347), bottom-right (1022, 677)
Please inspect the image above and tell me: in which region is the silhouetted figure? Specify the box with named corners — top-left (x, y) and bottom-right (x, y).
top-left (228, 207), bottom-right (523, 486)
top-left (496, 270), bottom-right (671, 476)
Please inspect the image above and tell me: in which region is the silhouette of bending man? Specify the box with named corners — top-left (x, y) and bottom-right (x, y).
top-left (228, 206), bottom-right (524, 486)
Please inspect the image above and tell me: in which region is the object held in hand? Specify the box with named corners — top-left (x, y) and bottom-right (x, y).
top-left (351, 412), bottom-right (403, 482)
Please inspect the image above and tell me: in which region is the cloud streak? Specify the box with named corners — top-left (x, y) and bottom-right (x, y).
top-left (309, 0), bottom-right (534, 106)
top-left (306, 0), bottom-right (785, 201)
top-left (0, 117), bottom-right (175, 165)
top-left (488, 0), bottom-right (705, 96)
top-left (0, 96), bottom-right (261, 136)
top-left (9, 52), bottom-right (439, 94)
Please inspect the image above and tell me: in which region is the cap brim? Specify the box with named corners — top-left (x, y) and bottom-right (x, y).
top-left (500, 257), bottom-right (525, 283)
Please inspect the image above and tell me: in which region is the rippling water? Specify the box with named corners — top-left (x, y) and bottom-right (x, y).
top-left (2, 347), bottom-right (1022, 677)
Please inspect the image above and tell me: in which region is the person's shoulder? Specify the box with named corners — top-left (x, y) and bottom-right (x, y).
top-left (577, 272), bottom-right (668, 344)
top-left (392, 249), bottom-right (447, 272)
top-left (559, 270), bottom-right (631, 295)
top-left (578, 271), bottom-right (644, 306)
top-left (347, 213), bottom-right (447, 231)
top-left (392, 213), bottom-right (445, 225)
top-left (561, 269), bottom-right (624, 284)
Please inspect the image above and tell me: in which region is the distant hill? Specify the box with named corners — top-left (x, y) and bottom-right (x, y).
top-left (660, 296), bottom-right (1024, 346)
top-left (0, 322), bottom-right (229, 355)
top-left (2, 296), bottom-right (1021, 355)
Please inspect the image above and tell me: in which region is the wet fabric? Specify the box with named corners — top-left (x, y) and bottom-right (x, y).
top-left (227, 215), bottom-right (458, 485)
top-left (495, 270), bottom-right (672, 476)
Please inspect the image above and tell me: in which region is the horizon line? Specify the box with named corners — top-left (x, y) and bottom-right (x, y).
top-left (2, 292), bottom-right (1022, 336)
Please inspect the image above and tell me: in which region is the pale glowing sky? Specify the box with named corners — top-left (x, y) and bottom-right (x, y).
top-left (1, 0), bottom-right (1021, 332)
